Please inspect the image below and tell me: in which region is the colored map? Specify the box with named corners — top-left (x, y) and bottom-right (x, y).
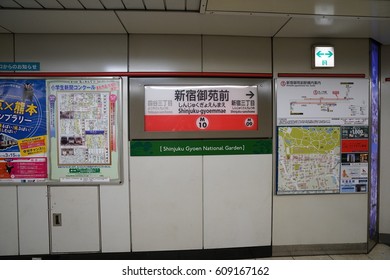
top-left (278, 127), bottom-right (341, 194)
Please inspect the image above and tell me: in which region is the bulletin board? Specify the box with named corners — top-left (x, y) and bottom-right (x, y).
top-left (275, 78), bottom-right (369, 195)
top-left (0, 78), bottom-right (123, 185)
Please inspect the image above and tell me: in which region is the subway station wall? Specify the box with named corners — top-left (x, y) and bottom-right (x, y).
top-left (380, 45), bottom-right (390, 240)
top-left (0, 33), bottom-right (388, 256)
top-left (272, 38), bottom-right (370, 251)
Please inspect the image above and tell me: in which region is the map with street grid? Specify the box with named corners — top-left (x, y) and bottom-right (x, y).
top-left (278, 126), bottom-right (341, 194)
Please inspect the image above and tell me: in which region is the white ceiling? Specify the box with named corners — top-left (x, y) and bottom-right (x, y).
top-left (0, 0), bottom-right (390, 45)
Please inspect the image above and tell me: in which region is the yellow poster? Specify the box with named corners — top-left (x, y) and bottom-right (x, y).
top-left (17, 135), bottom-right (47, 156)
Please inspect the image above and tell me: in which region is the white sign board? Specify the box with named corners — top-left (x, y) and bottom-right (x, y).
top-left (144, 85), bottom-right (258, 131)
top-left (313, 46), bottom-right (334, 67)
top-left (276, 78), bottom-right (369, 126)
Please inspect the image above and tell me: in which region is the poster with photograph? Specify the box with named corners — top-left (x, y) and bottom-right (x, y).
top-left (48, 79), bottom-right (122, 183)
top-left (0, 79), bottom-right (48, 182)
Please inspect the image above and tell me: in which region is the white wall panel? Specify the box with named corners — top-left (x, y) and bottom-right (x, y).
top-left (100, 78), bottom-right (130, 253)
top-left (203, 36), bottom-right (272, 73)
top-left (204, 155), bottom-right (272, 249)
top-left (50, 186), bottom-right (100, 253)
top-left (380, 45), bottom-right (390, 235)
top-left (15, 34), bottom-right (127, 72)
top-left (273, 194), bottom-right (368, 245)
top-left (273, 38), bottom-right (369, 76)
top-left (18, 186), bottom-right (49, 255)
top-left (0, 34), bottom-right (13, 60)
top-left (272, 37), bottom-right (369, 247)
top-left (130, 156), bottom-right (203, 251)
top-left (0, 10), bottom-right (126, 33)
top-left (0, 187), bottom-right (18, 256)
top-left (129, 34), bottom-right (202, 72)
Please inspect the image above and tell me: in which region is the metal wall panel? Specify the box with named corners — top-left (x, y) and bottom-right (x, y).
top-left (380, 45), bottom-right (390, 235)
top-left (0, 34), bottom-right (13, 59)
top-left (0, 187), bottom-right (18, 255)
top-left (273, 38), bottom-right (369, 76)
top-left (129, 34), bottom-right (201, 72)
top-left (203, 36), bottom-right (272, 73)
top-left (50, 186), bottom-right (100, 253)
top-left (15, 34), bottom-right (127, 72)
top-left (204, 155), bottom-right (272, 248)
top-left (130, 156), bottom-right (203, 251)
top-left (18, 186), bottom-right (50, 255)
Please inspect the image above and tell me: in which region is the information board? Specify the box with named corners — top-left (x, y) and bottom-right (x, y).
top-left (276, 78), bottom-right (369, 126)
top-left (276, 78), bottom-right (369, 195)
top-left (144, 85), bottom-right (258, 131)
top-left (47, 79), bottom-right (122, 184)
top-left (0, 79), bottom-right (48, 182)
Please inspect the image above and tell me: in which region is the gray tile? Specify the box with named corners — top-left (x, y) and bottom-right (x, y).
top-left (293, 255), bottom-right (332, 260)
top-left (259, 257), bottom-right (295, 260)
top-left (330, 254), bottom-right (371, 260)
top-left (368, 243), bottom-right (390, 260)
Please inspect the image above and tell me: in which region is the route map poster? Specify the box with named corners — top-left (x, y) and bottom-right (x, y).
top-left (145, 85), bottom-right (258, 131)
top-left (276, 78), bottom-right (369, 195)
top-left (0, 79), bottom-right (48, 182)
top-left (276, 78), bottom-right (369, 126)
top-left (48, 79), bottom-right (121, 183)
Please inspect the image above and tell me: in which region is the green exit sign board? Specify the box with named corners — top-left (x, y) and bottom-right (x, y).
top-left (313, 46), bottom-right (334, 68)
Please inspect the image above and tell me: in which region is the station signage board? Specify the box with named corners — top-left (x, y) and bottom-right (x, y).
top-left (313, 45), bottom-right (334, 68)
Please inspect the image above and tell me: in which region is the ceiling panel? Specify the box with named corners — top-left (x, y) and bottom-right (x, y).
top-left (276, 15), bottom-right (390, 45)
top-left (166, 0), bottom-right (185, 11)
top-left (123, 0), bottom-right (145, 10)
top-left (36, 0), bottom-right (64, 9)
top-left (0, 10), bottom-right (127, 33)
top-left (117, 11), bottom-right (288, 36)
top-left (57, 0), bottom-right (84, 9)
top-left (206, 0), bottom-right (390, 18)
top-left (0, 0), bottom-right (21, 8)
top-left (14, 0), bottom-right (42, 8)
top-left (144, 0), bottom-right (165, 10)
top-left (100, 0), bottom-right (125, 9)
top-left (79, 0), bottom-right (104, 9)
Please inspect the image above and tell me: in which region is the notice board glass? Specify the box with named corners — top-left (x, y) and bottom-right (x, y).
top-left (0, 78), bottom-right (123, 185)
top-left (275, 78), bottom-right (369, 195)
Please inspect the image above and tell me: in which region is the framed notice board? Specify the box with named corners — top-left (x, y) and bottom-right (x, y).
top-left (0, 77), bottom-right (123, 185)
top-left (275, 77), bottom-right (369, 195)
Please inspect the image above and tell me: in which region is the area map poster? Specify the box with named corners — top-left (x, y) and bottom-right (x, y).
top-left (276, 78), bottom-right (369, 195)
top-left (0, 79), bottom-right (48, 181)
top-left (48, 79), bottom-right (121, 183)
top-left (144, 85), bottom-right (258, 131)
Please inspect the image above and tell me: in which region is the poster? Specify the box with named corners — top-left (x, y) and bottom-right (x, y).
top-left (48, 79), bottom-right (121, 183)
top-left (0, 79), bottom-right (48, 182)
top-left (277, 126), bottom-right (341, 194)
top-left (276, 78), bottom-right (369, 126)
top-left (144, 85), bottom-right (258, 131)
top-left (340, 126), bottom-right (369, 193)
top-left (276, 78), bottom-right (369, 195)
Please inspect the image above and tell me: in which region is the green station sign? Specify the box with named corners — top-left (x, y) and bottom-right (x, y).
top-left (130, 139), bottom-right (272, 156)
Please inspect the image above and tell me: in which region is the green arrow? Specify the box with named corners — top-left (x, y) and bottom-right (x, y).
top-left (316, 51), bottom-right (324, 57)
top-left (326, 51), bottom-right (333, 58)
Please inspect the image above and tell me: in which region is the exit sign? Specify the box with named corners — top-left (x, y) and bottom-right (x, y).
top-left (313, 46), bottom-right (334, 68)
